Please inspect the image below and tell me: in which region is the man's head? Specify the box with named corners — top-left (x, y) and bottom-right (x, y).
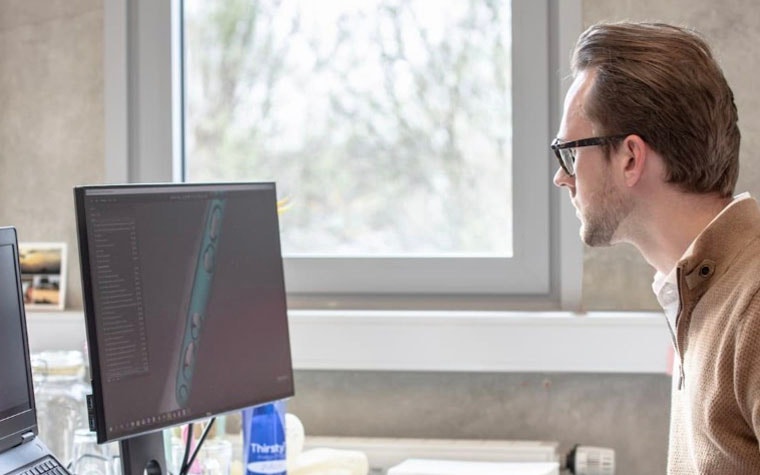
top-left (572, 21), bottom-right (740, 196)
top-left (554, 21), bottom-right (740, 246)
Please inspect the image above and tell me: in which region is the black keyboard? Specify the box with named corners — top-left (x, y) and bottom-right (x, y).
top-left (15, 457), bottom-right (68, 475)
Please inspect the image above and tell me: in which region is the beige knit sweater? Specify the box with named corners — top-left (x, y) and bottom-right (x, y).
top-left (668, 199), bottom-right (760, 474)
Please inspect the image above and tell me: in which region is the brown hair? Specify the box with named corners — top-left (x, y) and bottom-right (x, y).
top-left (572, 22), bottom-right (740, 197)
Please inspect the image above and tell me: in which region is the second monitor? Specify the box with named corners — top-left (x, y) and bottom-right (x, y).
top-left (74, 182), bottom-right (294, 454)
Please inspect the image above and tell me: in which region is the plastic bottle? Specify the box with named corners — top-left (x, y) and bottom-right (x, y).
top-left (242, 401), bottom-right (287, 475)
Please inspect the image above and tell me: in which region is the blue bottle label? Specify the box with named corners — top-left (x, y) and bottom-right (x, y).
top-left (243, 402), bottom-right (287, 475)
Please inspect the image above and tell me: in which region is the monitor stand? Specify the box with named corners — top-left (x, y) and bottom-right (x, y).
top-left (119, 432), bottom-right (167, 475)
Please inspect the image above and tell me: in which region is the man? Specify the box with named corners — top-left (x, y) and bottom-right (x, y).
top-left (552, 22), bottom-right (760, 473)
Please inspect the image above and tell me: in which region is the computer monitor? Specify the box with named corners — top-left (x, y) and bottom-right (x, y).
top-left (74, 183), bottom-right (294, 475)
top-left (0, 227), bottom-right (38, 454)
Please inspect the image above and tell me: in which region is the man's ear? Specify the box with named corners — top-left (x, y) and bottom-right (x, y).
top-left (619, 134), bottom-right (648, 187)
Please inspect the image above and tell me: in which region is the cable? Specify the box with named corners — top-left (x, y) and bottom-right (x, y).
top-left (180, 418), bottom-right (217, 475)
top-left (179, 422), bottom-right (194, 475)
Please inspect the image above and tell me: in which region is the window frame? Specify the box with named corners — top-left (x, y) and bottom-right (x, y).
top-left (104, 0), bottom-right (583, 310)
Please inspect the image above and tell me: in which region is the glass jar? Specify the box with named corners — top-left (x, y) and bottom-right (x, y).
top-left (71, 428), bottom-right (121, 475)
top-left (31, 351), bottom-right (90, 466)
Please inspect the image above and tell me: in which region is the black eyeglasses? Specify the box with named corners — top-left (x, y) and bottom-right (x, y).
top-left (550, 134), bottom-right (632, 176)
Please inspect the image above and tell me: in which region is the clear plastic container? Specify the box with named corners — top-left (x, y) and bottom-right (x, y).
top-left (71, 428), bottom-right (121, 475)
top-left (171, 437), bottom-right (232, 475)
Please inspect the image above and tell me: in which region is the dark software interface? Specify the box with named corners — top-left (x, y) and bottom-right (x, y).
top-left (77, 183), bottom-right (294, 442)
top-left (0, 243), bottom-right (32, 422)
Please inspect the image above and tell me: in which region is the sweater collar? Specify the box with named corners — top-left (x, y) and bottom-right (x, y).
top-left (677, 195), bottom-right (760, 293)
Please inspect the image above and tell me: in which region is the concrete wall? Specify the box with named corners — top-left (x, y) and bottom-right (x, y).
top-left (0, 0), bottom-right (103, 310)
top-left (3, 1), bottom-right (760, 474)
top-left (289, 371), bottom-right (670, 473)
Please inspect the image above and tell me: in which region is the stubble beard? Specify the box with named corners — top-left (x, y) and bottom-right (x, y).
top-left (579, 179), bottom-right (632, 247)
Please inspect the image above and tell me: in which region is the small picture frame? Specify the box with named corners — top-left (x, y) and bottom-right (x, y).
top-left (18, 242), bottom-right (67, 311)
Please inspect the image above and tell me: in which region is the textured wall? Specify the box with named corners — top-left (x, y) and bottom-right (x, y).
top-left (0, 0), bottom-right (104, 310)
top-left (289, 371), bottom-right (671, 474)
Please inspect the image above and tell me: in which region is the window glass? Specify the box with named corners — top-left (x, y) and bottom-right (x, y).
top-left (183, 0), bottom-right (513, 257)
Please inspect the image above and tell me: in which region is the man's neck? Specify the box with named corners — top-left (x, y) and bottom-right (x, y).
top-left (623, 191), bottom-right (732, 275)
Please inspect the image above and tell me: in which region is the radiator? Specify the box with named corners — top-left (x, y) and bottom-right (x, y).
top-left (302, 436), bottom-right (560, 474)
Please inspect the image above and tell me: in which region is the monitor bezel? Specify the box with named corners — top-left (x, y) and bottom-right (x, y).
top-left (74, 182), bottom-right (294, 444)
top-left (0, 227), bottom-right (39, 453)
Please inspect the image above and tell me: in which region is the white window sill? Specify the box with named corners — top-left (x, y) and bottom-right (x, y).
top-left (26, 310), bottom-right (670, 374)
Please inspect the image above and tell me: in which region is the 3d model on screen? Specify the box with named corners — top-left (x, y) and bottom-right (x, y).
top-left (161, 197), bottom-right (226, 410)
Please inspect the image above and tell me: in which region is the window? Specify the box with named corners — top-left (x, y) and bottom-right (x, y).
top-left (184, 0), bottom-right (513, 257)
top-left (105, 0), bottom-right (579, 309)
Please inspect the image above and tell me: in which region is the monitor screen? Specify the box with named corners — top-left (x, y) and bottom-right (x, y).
top-left (75, 183), bottom-right (294, 444)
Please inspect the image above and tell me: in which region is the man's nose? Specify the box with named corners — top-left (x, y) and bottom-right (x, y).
top-left (553, 166), bottom-right (573, 188)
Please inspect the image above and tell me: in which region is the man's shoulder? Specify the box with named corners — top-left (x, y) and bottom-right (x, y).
top-left (682, 197), bottom-right (760, 272)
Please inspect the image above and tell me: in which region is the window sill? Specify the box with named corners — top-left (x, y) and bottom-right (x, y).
top-left (27, 310), bottom-right (670, 374)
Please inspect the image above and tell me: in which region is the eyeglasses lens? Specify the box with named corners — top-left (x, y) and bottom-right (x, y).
top-left (560, 149), bottom-right (575, 176)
